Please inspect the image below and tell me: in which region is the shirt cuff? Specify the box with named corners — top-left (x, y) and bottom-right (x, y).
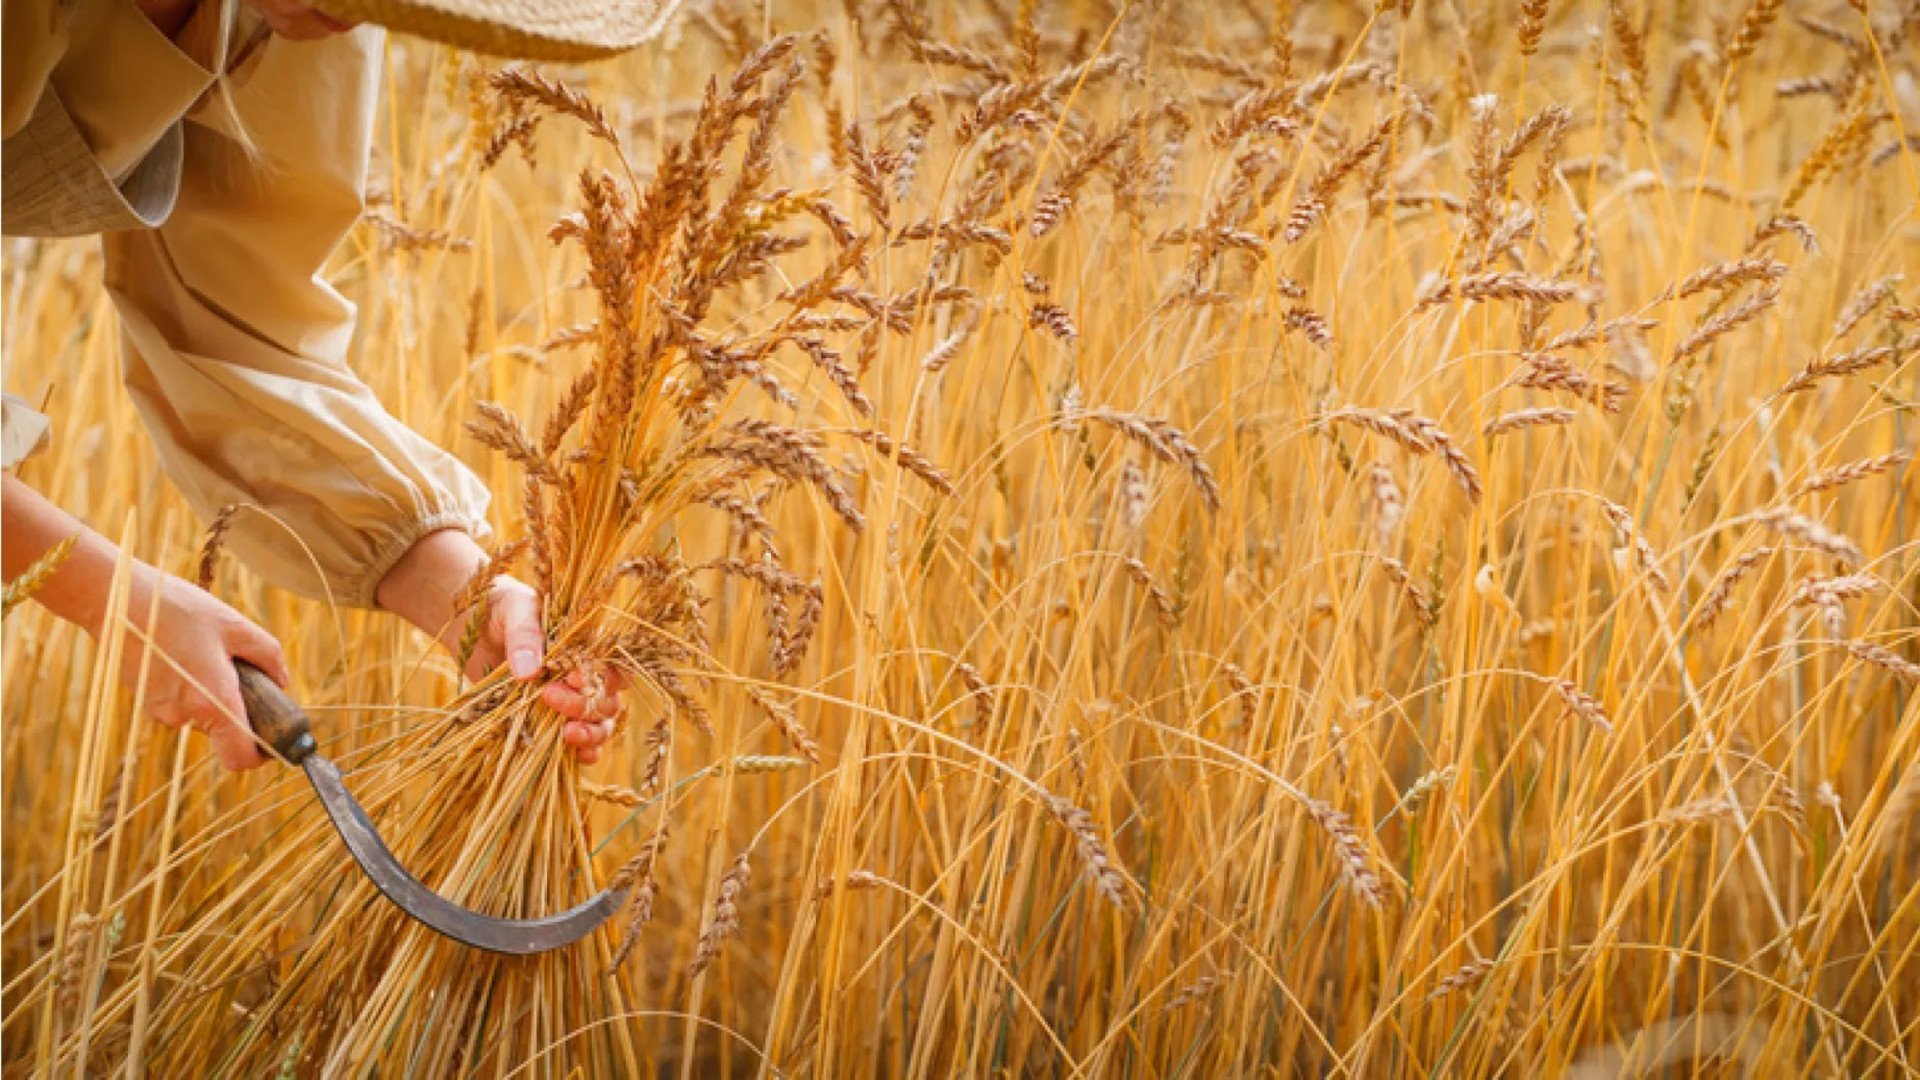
top-left (47, 0), bottom-right (214, 182)
top-left (339, 510), bottom-right (494, 611)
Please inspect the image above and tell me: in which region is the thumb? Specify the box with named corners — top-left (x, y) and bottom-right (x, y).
top-left (494, 583), bottom-right (547, 680)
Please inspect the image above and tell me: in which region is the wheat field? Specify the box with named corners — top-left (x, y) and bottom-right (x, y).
top-left (4, 0), bottom-right (1918, 1075)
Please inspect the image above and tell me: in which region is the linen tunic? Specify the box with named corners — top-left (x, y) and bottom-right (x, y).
top-left (2, 0), bottom-right (491, 607)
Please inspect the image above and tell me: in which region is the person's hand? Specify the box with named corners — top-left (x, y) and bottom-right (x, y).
top-left (3, 475), bottom-right (287, 771)
top-left (114, 565), bottom-right (291, 772)
top-left (460, 575), bottom-right (626, 765)
top-left (241, 0), bottom-right (358, 40)
top-left (377, 529), bottom-right (624, 762)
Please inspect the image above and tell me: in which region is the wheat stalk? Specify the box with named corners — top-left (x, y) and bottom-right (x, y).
top-left (3, 535), bottom-right (78, 618)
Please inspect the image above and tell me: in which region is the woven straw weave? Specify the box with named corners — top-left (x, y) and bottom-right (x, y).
top-left (312, 0), bottom-right (680, 61)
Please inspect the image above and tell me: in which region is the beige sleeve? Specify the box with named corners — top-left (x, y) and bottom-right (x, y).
top-left (101, 25), bottom-right (492, 608)
top-left (2, 394), bottom-right (53, 471)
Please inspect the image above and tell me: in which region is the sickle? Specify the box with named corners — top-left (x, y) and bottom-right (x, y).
top-left (235, 661), bottom-right (625, 955)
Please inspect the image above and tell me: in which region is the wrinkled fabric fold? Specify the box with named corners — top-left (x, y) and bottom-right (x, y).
top-left (1, 394), bottom-right (53, 471)
top-left (4, 0), bottom-right (493, 606)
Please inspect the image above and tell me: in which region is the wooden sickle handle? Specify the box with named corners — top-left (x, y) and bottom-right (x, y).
top-left (234, 660), bottom-right (317, 765)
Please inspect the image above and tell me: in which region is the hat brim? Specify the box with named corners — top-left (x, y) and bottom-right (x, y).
top-left (312, 0), bottom-right (680, 61)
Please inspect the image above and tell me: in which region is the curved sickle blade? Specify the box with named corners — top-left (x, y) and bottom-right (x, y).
top-left (302, 756), bottom-right (626, 955)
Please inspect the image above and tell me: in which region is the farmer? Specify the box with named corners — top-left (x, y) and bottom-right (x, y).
top-left (0, 0), bottom-right (676, 769)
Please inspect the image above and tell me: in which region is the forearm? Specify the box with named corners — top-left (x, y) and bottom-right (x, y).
top-left (4, 483), bottom-right (292, 772)
top-left (3, 481), bottom-right (486, 654)
top-left (376, 528), bottom-right (551, 684)
top-left (374, 527), bottom-right (489, 650)
top-left (1, 474), bottom-right (143, 636)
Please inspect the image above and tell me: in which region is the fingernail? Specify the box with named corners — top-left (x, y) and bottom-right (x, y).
top-left (510, 648), bottom-right (542, 679)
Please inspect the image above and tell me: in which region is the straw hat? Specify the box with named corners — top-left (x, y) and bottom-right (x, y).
top-left (310, 0), bottom-right (682, 61)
